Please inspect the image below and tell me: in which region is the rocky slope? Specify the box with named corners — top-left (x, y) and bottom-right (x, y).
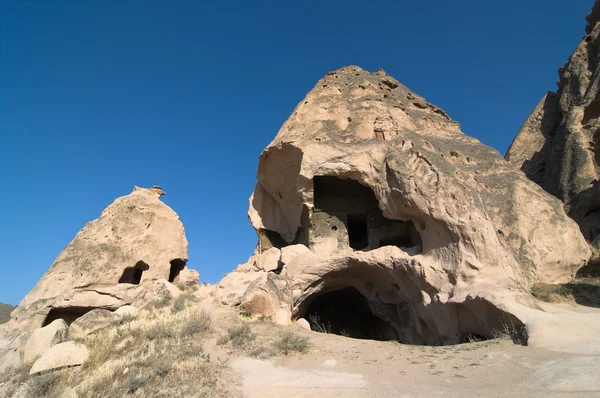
top-left (507, 0), bottom-right (600, 262)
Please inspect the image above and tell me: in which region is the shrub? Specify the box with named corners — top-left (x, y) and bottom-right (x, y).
top-left (308, 313), bottom-right (331, 334)
top-left (149, 294), bottom-right (172, 310)
top-left (172, 294), bottom-right (196, 313)
top-left (217, 324), bottom-right (255, 347)
top-left (179, 309), bottom-right (213, 338)
top-left (28, 374), bottom-right (58, 397)
top-left (123, 372), bottom-right (146, 394)
top-left (273, 331), bottom-right (311, 355)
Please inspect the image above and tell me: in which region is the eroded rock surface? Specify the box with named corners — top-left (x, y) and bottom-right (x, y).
top-left (6, 186), bottom-right (195, 332)
top-left (229, 65), bottom-right (590, 345)
top-left (507, 1), bottom-right (600, 262)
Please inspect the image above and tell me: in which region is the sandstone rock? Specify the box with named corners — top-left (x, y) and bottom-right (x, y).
top-left (23, 319), bottom-right (68, 364)
top-left (280, 245), bottom-right (311, 273)
top-left (68, 309), bottom-right (117, 340)
top-left (217, 272), bottom-right (266, 306)
top-left (175, 267), bottom-right (200, 286)
top-left (507, 1), bottom-right (600, 263)
top-left (29, 341), bottom-right (88, 374)
top-left (132, 279), bottom-right (181, 308)
top-left (7, 186), bottom-right (189, 332)
top-left (234, 66), bottom-right (590, 345)
top-left (296, 318), bottom-right (311, 330)
top-left (256, 247), bottom-right (281, 272)
top-left (240, 273), bottom-right (292, 325)
top-left (114, 305), bottom-right (139, 318)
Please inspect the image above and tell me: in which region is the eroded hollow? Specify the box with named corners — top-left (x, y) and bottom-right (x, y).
top-left (42, 307), bottom-right (97, 327)
top-left (119, 260), bottom-right (150, 284)
top-left (304, 287), bottom-right (397, 340)
top-left (169, 259), bottom-right (187, 283)
top-left (311, 176), bottom-right (422, 252)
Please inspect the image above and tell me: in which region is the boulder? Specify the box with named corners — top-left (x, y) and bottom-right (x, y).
top-left (29, 341), bottom-right (88, 374)
top-left (296, 318), bottom-right (311, 331)
top-left (23, 319), bottom-right (68, 364)
top-left (507, 1), bottom-right (600, 263)
top-left (68, 309), bottom-right (117, 340)
top-left (256, 247), bottom-right (281, 272)
top-left (216, 272), bottom-right (266, 306)
top-left (240, 273), bottom-right (292, 325)
top-left (280, 244), bottom-right (311, 273)
top-left (6, 186), bottom-right (189, 332)
top-left (234, 65), bottom-right (590, 344)
top-left (175, 267), bottom-right (200, 286)
top-left (114, 305), bottom-right (139, 318)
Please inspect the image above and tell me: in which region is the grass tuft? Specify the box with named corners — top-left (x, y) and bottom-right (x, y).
top-left (273, 331), bottom-right (311, 355)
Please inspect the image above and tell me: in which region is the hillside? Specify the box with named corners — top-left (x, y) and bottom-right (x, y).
top-left (0, 303), bottom-right (15, 324)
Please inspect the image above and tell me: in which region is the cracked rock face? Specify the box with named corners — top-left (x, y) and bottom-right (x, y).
top-left (237, 66), bottom-right (589, 345)
top-left (507, 1), bottom-right (600, 261)
top-left (7, 186), bottom-right (190, 332)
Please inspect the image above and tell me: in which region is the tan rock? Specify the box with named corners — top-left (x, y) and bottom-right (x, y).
top-left (29, 341), bottom-right (88, 374)
top-left (507, 1), bottom-right (600, 265)
top-left (23, 319), bottom-right (68, 364)
top-left (216, 272), bottom-right (266, 306)
top-left (240, 273), bottom-right (292, 325)
top-left (233, 66), bottom-right (590, 344)
top-left (114, 305), bottom-right (139, 318)
top-left (175, 267), bottom-right (200, 286)
top-left (256, 247), bottom-right (281, 272)
top-left (280, 245), bottom-right (311, 273)
top-left (7, 186), bottom-right (189, 332)
top-left (68, 309), bottom-right (117, 340)
top-left (296, 318), bottom-right (311, 330)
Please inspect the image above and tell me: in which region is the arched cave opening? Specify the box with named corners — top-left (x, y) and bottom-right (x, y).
top-left (42, 307), bottom-right (97, 327)
top-left (303, 287), bottom-right (398, 341)
top-left (119, 260), bottom-right (150, 284)
top-left (168, 259), bottom-right (187, 283)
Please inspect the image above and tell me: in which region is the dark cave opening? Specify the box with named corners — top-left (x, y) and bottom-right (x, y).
top-left (168, 259), bottom-right (187, 283)
top-left (42, 307), bottom-right (97, 327)
top-left (303, 287), bottom-right (398, 341)
top-left (348, 214), bottom-right (369, 250)
top-left (119, 260), bottom-right (150, 284)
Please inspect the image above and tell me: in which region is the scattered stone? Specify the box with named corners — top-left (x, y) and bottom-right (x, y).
top-left (240, 273), bottom-right (292, 325)
top-left (297, 318), bottom-right (311, 331)
top-left (23, 319), bottom-right (68, 364)
top-left (29, 341), bottom-right (88, 375)
top-left (114, 305), bottom-right (139, 318)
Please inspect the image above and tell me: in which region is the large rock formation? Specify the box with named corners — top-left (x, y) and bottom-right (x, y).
top-left (222, 65), bottom-right (590, 345)
top-left (5, 186), bottom-right (193, 332)
top-left (507, 1), bottom-right (600, 261)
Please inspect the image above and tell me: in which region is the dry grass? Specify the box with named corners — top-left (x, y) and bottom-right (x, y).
top-left (217, 322), bottom-right (311, 358)
top-left (1, 302), bottom-right (230, 398)
top-left (531, 275), bottom-right (600, 307)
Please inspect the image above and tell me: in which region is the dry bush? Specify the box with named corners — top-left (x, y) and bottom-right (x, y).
top-left (217, 323), bottom-right (256, 347)
top-left (273, 331), bottom-right (311, 355)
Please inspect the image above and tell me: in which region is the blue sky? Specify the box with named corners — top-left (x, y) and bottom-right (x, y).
top-left (0, 0), bottom-right (592, 305)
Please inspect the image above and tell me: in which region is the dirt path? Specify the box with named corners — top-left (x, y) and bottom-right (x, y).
top-left (204, 300), bottom-right (600, 397)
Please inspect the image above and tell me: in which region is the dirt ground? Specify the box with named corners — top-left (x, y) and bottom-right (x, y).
top-left (205, 299), bottom-right (600, 398)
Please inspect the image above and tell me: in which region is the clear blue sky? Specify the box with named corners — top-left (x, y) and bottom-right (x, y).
top-left (0, 1), bottom-right (592, 305)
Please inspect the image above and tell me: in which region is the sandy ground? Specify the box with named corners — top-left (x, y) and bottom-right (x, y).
top-left (204, 301), bottom-right (600, 398)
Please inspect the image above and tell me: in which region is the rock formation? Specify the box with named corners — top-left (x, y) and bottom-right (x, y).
top-left (220, 65), bottom-right (590, 345)
top-left (507, 0), bottom-right (600, 262)
top-left (5, 186), bottom-right (196, 332)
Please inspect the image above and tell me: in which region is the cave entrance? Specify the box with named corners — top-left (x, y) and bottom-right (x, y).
top-left (304, 287), bottom-right (397, 341)
top-left (168, 259), bottom-right (186, 283)
top-left (42, 307), bottom-right (96, 327)
top-left (119, 261), bottom-right (149, 285)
